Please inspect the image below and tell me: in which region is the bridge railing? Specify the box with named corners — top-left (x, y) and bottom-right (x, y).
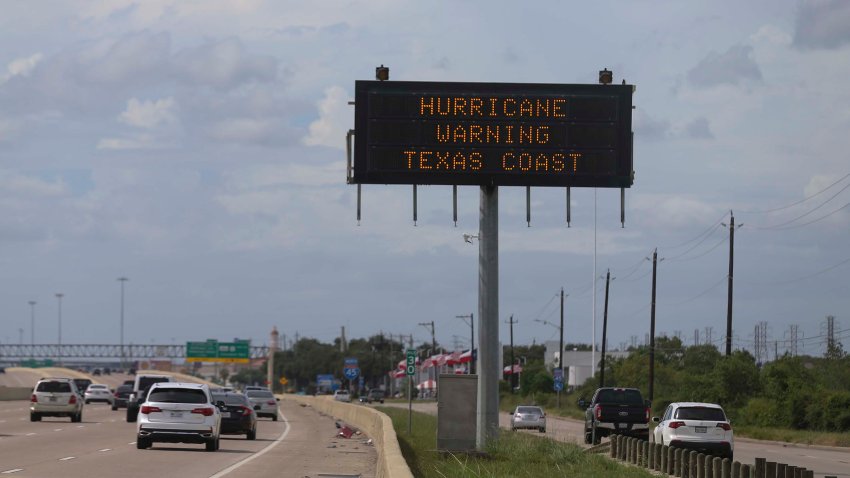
top-left (0, 344), bottom-right (269, 360)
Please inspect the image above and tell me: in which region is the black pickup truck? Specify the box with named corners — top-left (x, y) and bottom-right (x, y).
top-left (580, 387), bottom-right (650, 445)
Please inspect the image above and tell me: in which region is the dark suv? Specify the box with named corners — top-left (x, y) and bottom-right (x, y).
top-left (581, 387), bottom-right (650, 445)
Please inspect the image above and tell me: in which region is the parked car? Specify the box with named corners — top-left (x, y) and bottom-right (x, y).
top-left (84, 383), bottom-right (114, 405)
top-left (333, 389), bottom-right (351, 403)
top-left (581, 387), bottom-right (650, 445)
top-left (113, 384), bottom-right (133, 410)
top-left (127, 373), bottom-right (174, 422)
top-left (30, 378), bottom-right (84, 422)
top-left (136, 382), bottom-right (221, 451)
top-left (211, 392), bottom-right (257, 440)
top-left (359, 389), bottom-right (385, 404)
top-left (245, 389), bottom-right (279, 421)
top-left (652, 402), bottom-right (733, 459)
top-left (510, 405), bottom-right (546, 433)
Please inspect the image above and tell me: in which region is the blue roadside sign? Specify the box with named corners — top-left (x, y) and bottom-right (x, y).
top-left (554, 380), bottom-right (564, 392)
top-left (343, 367), bottom-right (360, 380)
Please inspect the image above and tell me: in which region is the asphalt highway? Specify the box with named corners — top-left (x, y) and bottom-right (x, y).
top-left (0, 369), bottom-right (377, 478)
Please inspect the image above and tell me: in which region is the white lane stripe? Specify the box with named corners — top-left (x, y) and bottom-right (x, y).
top-left (53, 428), bottom-right (63, 431)
top-left (25, 433), bottom-right (36, 436)
top-left (59, 457), bottom-right (75, 461)
top-left (98, 448), bottom-right (111, 452)
top-left (1, 469), bottom-right (23, 474)
top-left (208, 406), bottom-right (291, 478)
top-left (76, 425), bottom-right (85, 428)
top-left (128, 442), bottom-right (136, 445)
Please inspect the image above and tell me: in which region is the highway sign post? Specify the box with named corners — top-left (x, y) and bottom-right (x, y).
top-left (406, 348), bottom-right (416, 434)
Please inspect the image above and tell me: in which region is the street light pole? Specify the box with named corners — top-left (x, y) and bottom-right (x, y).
top-left (55, 293), bottom-right (63, 365)
top-left (118, 277), bottom-right (129, 371)
top-left (28, 301), bottom-right (36, 360)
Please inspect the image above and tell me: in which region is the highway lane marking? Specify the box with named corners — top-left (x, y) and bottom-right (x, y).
top-left (53, 428), bottom-right (63, 431)
top-left (25, 433), bottom-right (36, 436)
top-left (208, 406), bottom-right (291, 478)
top-left (98, 448), bottom-right (111, 452)
top-left (76, 425), bottom-right (85, 428)
top-left (1, 469), bottom-right (23, 474)
top-left (59, 457), bottom-right (75, 461)
top-left (128, 441), bottom-right (136, 445)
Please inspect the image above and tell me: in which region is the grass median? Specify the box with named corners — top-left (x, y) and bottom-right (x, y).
top-left (377, 406), bottom-right (654, 478)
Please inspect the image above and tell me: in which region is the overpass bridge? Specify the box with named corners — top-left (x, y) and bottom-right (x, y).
top-left (0, 343), bottom-right (270, 360)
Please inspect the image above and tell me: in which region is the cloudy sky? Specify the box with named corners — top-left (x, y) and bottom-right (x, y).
top-left (1, 0), bottom-right (849, 360)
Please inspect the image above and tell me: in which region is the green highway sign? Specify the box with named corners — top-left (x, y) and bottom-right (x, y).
top-left (186, 340), bottom-right (250, 363)
top-left (406, 349), bottom-right (416, 376)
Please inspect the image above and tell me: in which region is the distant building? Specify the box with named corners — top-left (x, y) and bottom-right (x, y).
top-left (544, 341), bottom-right (630, 390)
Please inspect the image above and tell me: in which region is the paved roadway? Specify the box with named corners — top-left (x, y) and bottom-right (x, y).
top-left (382, 401), bottom-right (850, 478)
top-left (0, 369), bottom-right (377, 478)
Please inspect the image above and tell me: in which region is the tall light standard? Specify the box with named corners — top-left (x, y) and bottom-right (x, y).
top-left (28, 301), bottom-right (36, 360)
top-left (55, 293), bottom-right (64, 365)
top-left (118, 277), bottom-right (129, 371)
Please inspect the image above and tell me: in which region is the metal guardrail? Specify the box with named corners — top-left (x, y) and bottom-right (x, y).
top-left (0, 344), bottom-right (269, 359)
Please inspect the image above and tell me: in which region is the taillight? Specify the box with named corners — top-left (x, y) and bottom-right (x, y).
top-left (594, 405), bottom-right (602, 420)
top-left (191, 407), bottom-right (215, 416)
top-left (114, 392), bottom-right (120, 398)
top-left (31, 394), bottom-right (38, 403)
top-left (241, 406), bottom-right (253, 415)
top-left (68, 394), bottom-right (77, 405)
top-left (645, 407), bottom-right (651, 421)
top-left (140, 405), bottom-right (161, 414)
top-left (668, 421), bottom-right (686, 429)
top-left (267, 400), bottom-right (276, 406)
top-left (716, 422), bottom-right (732, 431)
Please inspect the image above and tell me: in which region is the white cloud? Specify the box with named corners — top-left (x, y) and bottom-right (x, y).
top-left (119, 97), bottom-right (177, 129)
top-left (207, 117), bottom-right (276, 143)
top-left (303, 86), bottom-right (351, 149)
top-left (96, 133), bottom-right (164, 150)
top-left (687, 44), bottom-right (762, 88)
top-left (172, 38), bottom-right (277, 89)
top-left (0, 170), bottom-right (66, 197)
top-left (1, 53), bottom-right (42, 84)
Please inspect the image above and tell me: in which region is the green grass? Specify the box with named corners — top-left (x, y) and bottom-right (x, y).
top-left (377, 407), bottom-right (655, 478)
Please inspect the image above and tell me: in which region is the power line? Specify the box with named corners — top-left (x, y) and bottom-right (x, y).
top-left (740, 256), bottom-right (850, 286)
top-left (769, 200), bottom-right (850, 230)
top-left (663, 275), bottom-right (728, 306)
top-left (661, 211), bottom-right (729, 250)
top-left (749, 180), bottom-right (850, 229)
top-left (740, 172), bottom-right (850, 214)
top-left (664, 223), bottom-right (724, 260)
top-left (667, 234), bottom-right (728, 263)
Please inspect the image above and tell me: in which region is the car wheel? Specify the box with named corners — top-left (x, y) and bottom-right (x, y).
top-left (127, 410), bottom-right (137, 423)
top-left (71, 412), bottom-right (81, 423)
top-left (247, 427), bottom-right (257, 440)
top-left (272, 414), bottom-right (278, 422)
top-left (30, 412), bottom-right (41, 422)
top-left (85, 400), bottom-right (90, 404)
top-left (591, 424), bottom-right (601, 445)
top-left (111, 405), bottom-right (117, 411)
top-left (136, 437), bottom-right (150, 449)
top-left (584, 429), bottom-right (592, 444)
top-left (539, 427), bottom-right (546, 433)
top-left (205, 437), bottom-right (217, 452)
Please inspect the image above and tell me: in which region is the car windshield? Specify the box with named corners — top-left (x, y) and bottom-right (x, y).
top-left (675, 407), bottom-right (726, 421)
top-left (517, 407), bottom-right (542, 414)
top-left (37, 381), bottom-right (72, 393)
top-left (212, 394), bottom-right (249, 405)
top-left (117, 385), bottom-right (132, 392)
top-left (138, 377), bottom-right (170, 390)
top-left (247, 391), bottom-right (274, 398)
top-left (596, 389), bottom-right (644, 405)
top-left (148, 388), bottom-right (208, 404)
top-left (336, 390), bottom-right (349, 395)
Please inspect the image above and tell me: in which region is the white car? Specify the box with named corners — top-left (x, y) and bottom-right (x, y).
top-left (136, 382), bottom-right (222, 451)
top-left (652, 402), bottom-right (733, 459)
top-left (510, 405), bottom-right (546, 433)
top-left (84, 384), bottom-right (114, 405)
top-left (245, 389), bottom-right (279, 420)
top-left (333, 389), bottom-right (351, 403)
top-left (30, 378), bottom-right (84, 422)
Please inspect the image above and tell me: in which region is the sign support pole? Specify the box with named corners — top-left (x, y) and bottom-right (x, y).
top-left (407, 377), bottom-right (412, 435)
top-left (477, 185), bottom-right (499, 450)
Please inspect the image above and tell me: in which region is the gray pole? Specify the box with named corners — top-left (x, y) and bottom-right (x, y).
top-left (28, 301), bottom-right (36, 349)
top-left (55, 293), bottom-right (63, 365)
top-left (558, 288), bottom-right (564, 408)
top-left (649, 250), bottom-right (657, 402)
top-left (600, 270), bottom-right (610, 388)
top-left (118, 277), bottom-right (128, 371)
top-left (477, 185), bottom-right (499, 450)
top-left (470, 313), bottom-right (474, 374)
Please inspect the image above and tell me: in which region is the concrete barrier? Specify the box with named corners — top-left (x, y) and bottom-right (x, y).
top-left (0, 387), bottom-right (32, 400)
top-left (284, 395), bottom-right (413, 478)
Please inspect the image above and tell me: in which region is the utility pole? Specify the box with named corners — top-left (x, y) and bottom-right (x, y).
top-left (599, 270), bottom-right (611, 388)
top-left (648, 249), bottom-right (659, 403)
top-left (477, 184), bottom-right (499, 450)
top-left (722, 212), bottom-right (742, 356)
top-left (28, 301), bottom-right (36, 354)
top-left (505, 315), bottom-right (517, 391)
top-left (456, 314), bottom-right (474, 374)
top-left (418, 321), bottom-right (436, 355)
top-left (558, 288), bottom-right (565, 408)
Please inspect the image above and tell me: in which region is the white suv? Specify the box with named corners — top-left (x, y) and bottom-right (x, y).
top-left (333, 389), bottom-right (351, 402)
top-left (136, 382), bottom-right (222, 451)
top-left (30, 378), bottom-right (84, 422)
top-left (652, 402), bottom-right (734, 460)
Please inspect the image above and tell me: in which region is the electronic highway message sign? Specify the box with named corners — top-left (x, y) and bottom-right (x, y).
top-left (352, 80), bottom-right (634, 188)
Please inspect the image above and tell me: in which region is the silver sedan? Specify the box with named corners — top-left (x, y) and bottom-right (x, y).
top-left (246, 390), bottom-right (279, 421)
top-left (511, 405), bottom-right (547, 433)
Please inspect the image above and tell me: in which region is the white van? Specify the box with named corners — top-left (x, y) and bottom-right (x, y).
top-left (126, 373), bottom-right (174, 422)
